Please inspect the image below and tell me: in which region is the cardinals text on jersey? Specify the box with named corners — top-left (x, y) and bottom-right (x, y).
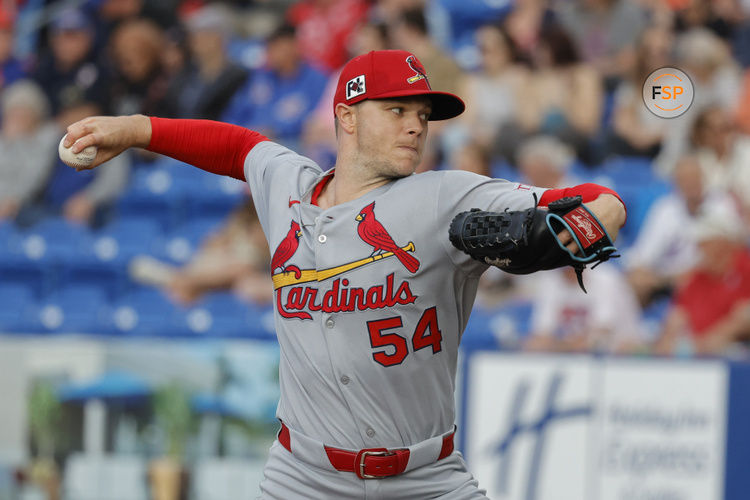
top-left (270, 202), bottom-right (421, 321)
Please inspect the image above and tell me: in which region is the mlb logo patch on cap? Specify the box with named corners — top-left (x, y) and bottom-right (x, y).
top-left (346, 75), bottom-right (366, 100)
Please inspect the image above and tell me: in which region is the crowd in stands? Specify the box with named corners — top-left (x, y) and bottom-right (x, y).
top-left (1, 0), bottom-right (750, 359)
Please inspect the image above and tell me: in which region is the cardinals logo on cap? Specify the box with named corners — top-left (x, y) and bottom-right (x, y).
top-left (406, 55), bottom-right (430, 87)
top-left (346, 75), bottom-right (366, 100)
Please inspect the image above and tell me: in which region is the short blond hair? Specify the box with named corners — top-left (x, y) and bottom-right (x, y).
top-left (1, 80), bottom-right (50, 119)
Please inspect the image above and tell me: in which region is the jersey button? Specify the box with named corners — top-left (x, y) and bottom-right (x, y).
top-left (318, 235), bottom-right (327, 243)
top-left (325, 318), bottom-right (335, 329)
top-left (340, 375), bottom-right (350, 385)
top-left (366, 428), bottom-right (376, 438)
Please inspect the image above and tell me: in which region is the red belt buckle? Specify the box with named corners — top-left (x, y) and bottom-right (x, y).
top-left (354, 448), bottom-right (395, 479)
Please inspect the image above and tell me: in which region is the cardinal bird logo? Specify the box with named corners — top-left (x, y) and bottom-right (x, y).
top-left (406, 55), bottom-right (429, 87)
top-left (271, 220), bottom-right (303, 278)
top-left (355, 202), bottom-right (420, 273)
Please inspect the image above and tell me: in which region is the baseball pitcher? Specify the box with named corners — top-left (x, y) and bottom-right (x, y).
top-left (63, 50), bottom-right (626, 499)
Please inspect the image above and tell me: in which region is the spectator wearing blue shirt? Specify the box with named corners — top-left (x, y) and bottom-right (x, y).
top-left (18, 96), bottom-right (130, 228)
top-left (223, 24), bottom-right (328, 150)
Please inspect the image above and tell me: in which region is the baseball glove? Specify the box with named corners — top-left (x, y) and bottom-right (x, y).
top-left (448, 195), bottom-right (618, 292)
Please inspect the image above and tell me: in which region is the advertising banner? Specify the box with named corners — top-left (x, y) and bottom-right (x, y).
top-left (595, 360), bottom-right (727, 500)
top-left (462, 353), bottom-right (728, 500)
top-left (464, 353), bottom-right (594, 500)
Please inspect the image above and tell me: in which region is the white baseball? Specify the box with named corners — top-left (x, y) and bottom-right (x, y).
top-left (58, 135), bottom-right (98, 168)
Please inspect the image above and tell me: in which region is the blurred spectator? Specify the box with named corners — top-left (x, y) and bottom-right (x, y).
top-left (301, 21), bottom-right (391, 167)
top-left (738, 68), bottom-right (750, 136)
top-left (98, 0), bottom-right (145, 23)
top-left (95, 0), bottom-right (177, 40)
top-left (372, 0), bottom-right (429, 26)
top-left (161, 26), bottom-right (190, 79)
top-left (678, 28), bottom-right (742, 110)
top-left (351, 21), bottom-right (391, 56)
top-left (501, 0), bottom-right (555, 63)
top-left (287, 0), bottom-right (369, 71)
top-left (516, 135), bottom-right (579, 188)
top-left (0, 80), bottom-right (58, 220)
top-left (444, 23), bottom-right (527, 159)
top-left (109, 18), bottom-right (175, 117)
top-left (655, 204), bottom-right (750, 356)
top-left (0, 9), bottom-right (25, 91)
top-left (19, 97), bottom-right (130, 227)
top-left (608, 26), bottom-right (674, 158)
top-left (625, 155), bottom-right (732, 306)
top-left (390, 8), bottom-right (461, 96)
top-left (169, 4), bottom-right (249, 120)
top-left (674, 0), bottom-right (746, 42)
top-left (555, 0), bottom-right (649, 85)
top-left (511, 23), bottom-right (603, 164)
top-left (129, 199), bottom-right (272, 305)
top-left (449, 141), bottom-right (491, 176)
top-left (655, 28), bottom-right (743, 174)
top-left (731, 10), bottom-right (750, 67)
top-left (32, 8), bottom-right (109, 117)
top-left (690, 105), bottom-right (750, 200)
top-left (524, 264), bottom-right (644, 354)
top-left (223, 24), bottom-right (328, 149)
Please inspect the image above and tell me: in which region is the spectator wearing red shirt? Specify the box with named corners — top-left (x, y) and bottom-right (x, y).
top-left (287, 0), bottom-right (369, 71)
top-left (655, 204), bottom-right (750, 356)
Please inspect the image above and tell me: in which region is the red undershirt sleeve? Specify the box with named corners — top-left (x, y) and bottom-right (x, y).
top-left (146, 117), bottom-right (269, 182)
top-left (538, 183), bottom-right (627, 220)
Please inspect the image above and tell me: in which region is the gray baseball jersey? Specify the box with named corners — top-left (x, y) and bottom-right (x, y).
top-left (245, 141), bottom-right (547, 453)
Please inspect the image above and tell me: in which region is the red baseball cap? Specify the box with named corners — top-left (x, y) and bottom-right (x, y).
top-left (333, 50), bottom-right (465, 121)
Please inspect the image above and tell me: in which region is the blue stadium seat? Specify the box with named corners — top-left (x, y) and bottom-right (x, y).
top-left (61, 217), bottom-right (164, 298)
top-left (490, 161), bottom-right (522, 182)
top-left (122, 158), bottom-right (246, 228)
top-left (154, 217), bottom-right (223, 265)
top-left (59, 261), bottom-right (126, 302)
top-left (30, 285), bottom-right (112, 334)
top-left (0, 221), bottom-right (22, 266)
top-left (92, 217), bottom-right (163, 263)
top-left (0, 218), bottom-right (92, 296)
top-left (463, 299), bottom-right (534, 350)
top-left (601, 156), bottom-right (658, 185)
top-left (167, 291), bottom-right (274, 339)
top-left (111, 288), bottom-right (179, 336)
top-left (201, 292), bottom-right (260, 338)
top-left (226, 37), bottom-right (265, 70)
top-left (165, 291), bottom-right (237, 337)
top-left (0, 220), bottom-right (16, 243)
top-left (117, 167), bottom-right (183, 230)
top-left (0, 283), bottom-right (35, 332)
top-left (177, 173), bottom-right (247, 222)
